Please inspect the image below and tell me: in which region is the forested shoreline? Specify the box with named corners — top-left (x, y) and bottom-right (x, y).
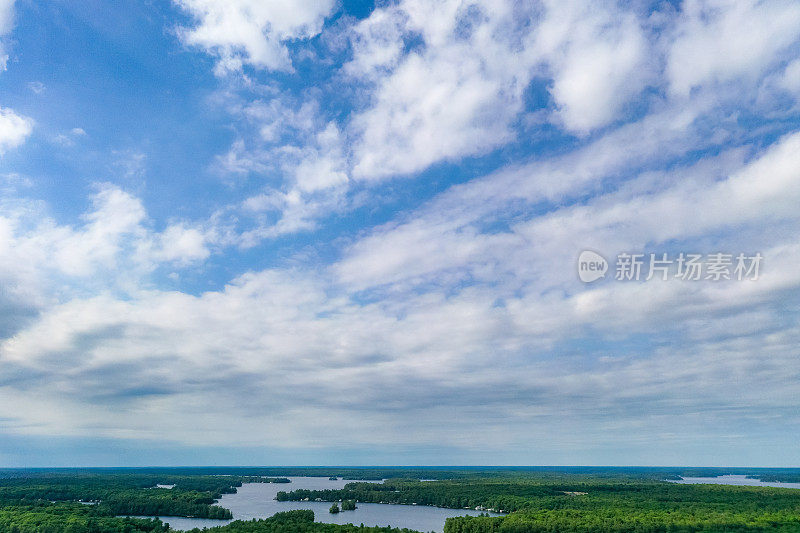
top-left (276, 475), bottom-right (800, 532)
top-left (0, 468), bottom-right (799, 532)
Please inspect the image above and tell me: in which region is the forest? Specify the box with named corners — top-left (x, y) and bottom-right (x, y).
top-left (276, 473), bottom-right (800, 532)
top-left (0, 472), bottom-right (269, 532)
top-left (183, 510), bottom-right (420, 533)
top-left (0, 468), bottom-right (798, 532)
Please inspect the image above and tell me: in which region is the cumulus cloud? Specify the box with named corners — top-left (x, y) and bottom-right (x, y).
top-left (0, 106), bottom-right (32, 154)
top-left (175, 0), bottom-right (336, 73)
top-left (347, 0), bottom-right (657, 179)
top-left (349, 0), bottom-right (538, 179)
top-left (667, 0), bottom-right (800, 95)
top-left (0, 184), bottom-right (211, 317)
top-left (151, 224), bottom-right (211, 264)
top-left (537, 0), bottom-right (650, 132)
top-left (51, 186), bottom-right (148, 277)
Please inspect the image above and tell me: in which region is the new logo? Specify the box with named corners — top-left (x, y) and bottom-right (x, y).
top-left (578, 250), bottom-right (608, 283)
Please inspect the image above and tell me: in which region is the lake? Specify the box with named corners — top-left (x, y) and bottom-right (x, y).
top-left (129, 476), bottom-right (502, 532)
top-left (668, 474), bottom-right (800, 489)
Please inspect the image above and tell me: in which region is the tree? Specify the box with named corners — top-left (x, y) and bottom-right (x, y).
top-left (329, 503), bottom-right (340, 514)
top-left (342, 500), bottom-right (357, 511)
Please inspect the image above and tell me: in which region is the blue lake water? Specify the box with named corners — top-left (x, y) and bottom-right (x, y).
top-left (128, 476), bottom-right (501, 532)
top-left (668, 474), bottom-right (800, 489)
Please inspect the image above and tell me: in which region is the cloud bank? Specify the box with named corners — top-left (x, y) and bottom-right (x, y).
top-left (0, 0), bottom-right (799, 465)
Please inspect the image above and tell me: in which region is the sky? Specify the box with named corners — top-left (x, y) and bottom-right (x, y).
top-left (0, 0), bottom-right (799, 467)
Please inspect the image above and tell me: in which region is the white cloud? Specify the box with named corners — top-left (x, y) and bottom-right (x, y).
top-left (175, 0), bottom-right (336, 73)
top-left (537, 0), bottom-right (650, 132)
top-left (333, 96), bottom-right (724, 291)
top-left (214, 139), bottom-right (266, 176)
top-left (776, 58), bottom-right (800, 96)
top-left (0, 184), bottom-right (210, 313)
top-left (349, 0), bottom-right (537, 180)
top-left (235, 183), bottom-right (348, 244)
top-left (46, 185), bottom-right (148, 277)
top-left (27, 81), bottom-right (45, 94)
top-left (344, 6), bottom-right (407, 78)
top-left (0, 0), bottom-right (11, 35)
top-left (112, 149), bottom-right (146, 180)
top-left (326, 129), bottom-right (800, 420)
top-left (0, 3), bottom-right (31, 156)
top-left (668, 0), bottom-right (800, 95)
top-left (194, 0), bottom-right (800, 233)
top-left (347, 0), bottom-right (656, 179)
top-left (0, 106), bottom-right (32, 154)
top-left (0, 241), bottom-right (798, 451)
top-left (292, 122), bottom-right (348, 193)
top-left (0, 0), bottom-right (13, 70)
top-left (54, 128), bottom-right (86, 147)
top-left (210, 95), bottom-right (351, 241)
top-left (150, 223), bottom-right (210, 264)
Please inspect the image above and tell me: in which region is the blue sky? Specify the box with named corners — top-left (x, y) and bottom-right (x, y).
top-left (0, 0), bottom-right (799, 467)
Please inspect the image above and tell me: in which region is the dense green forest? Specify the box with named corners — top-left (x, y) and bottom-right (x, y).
top-left (277, 475), bottom-right (800, 532)
top-left (341, 500), bottom-right (357, 511)
top-left (183, 510), bottom-right (420, 533)
top-left (0, 468), bottom-right (799, 532)
top-left (0, 472), bottom-right (266, 531)
top-left (0, 473), bottom-right (246, 518)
